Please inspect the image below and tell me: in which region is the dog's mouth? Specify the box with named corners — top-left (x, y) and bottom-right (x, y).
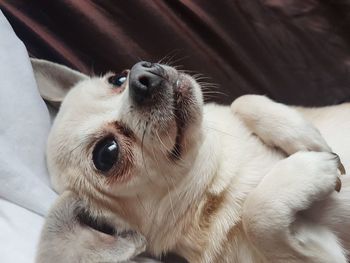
top-left (169, 76), bottom-right (196, 159)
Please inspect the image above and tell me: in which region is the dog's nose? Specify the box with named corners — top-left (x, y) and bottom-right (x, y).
top-left (129, 61), bottom-right (163, 105)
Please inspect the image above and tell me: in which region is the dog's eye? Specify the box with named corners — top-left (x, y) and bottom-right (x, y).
top-left (108, 71), bottom-right (128, 87)
top-left (93, 138), bottom-right (119, 172)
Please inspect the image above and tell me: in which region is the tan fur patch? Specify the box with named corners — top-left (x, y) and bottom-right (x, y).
top-left (199, 192), bottom-right (226, 230)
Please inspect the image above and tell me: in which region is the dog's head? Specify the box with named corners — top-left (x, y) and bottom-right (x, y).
top-left (32, 59), bottom-right (204, 202)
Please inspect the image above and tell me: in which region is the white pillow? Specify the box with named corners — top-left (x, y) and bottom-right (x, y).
top-left (0, 10), bottom-right (57, 263)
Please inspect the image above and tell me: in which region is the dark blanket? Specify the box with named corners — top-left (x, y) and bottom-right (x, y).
top-left (2, 0), bottom-right (350, 106)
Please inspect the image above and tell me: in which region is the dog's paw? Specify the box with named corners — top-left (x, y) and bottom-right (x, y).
top-left (246, 151), bottom-right (343, 218)
top-left (273, 151), bottom-right (342, 203)
top-left (231, 95), bottom-right (332, 155)
top-left (243, 152), bottom-right (342, 237)
top-left (243, 151), bottom-right (347, 262)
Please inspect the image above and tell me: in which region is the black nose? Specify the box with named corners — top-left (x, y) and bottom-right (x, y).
top-left (129, 61), bottom-right (163, 105)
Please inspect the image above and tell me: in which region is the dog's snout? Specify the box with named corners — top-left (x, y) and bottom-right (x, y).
top-left (129, 61), bottom-right (163, 105)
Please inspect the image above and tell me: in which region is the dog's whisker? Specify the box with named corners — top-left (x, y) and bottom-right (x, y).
top-left (153, 147), bottom-right (176, 219)
top-left (150, 142), bottom-right (162, 172)
top-left (201, 91), bottom-right (228, 97)
top-left (199, 85), bottom-right (221, 90)
top-left (198, 82), bottom-right (220, 88)
top-left (168, 55), bottom-right (189, 67)
top-left (162, 51), bottom-right (187, 68)
top-left (162, 54), bottom-right (177, 67)
top-left (164, 127), bottom-right (186, 164)
top-left (177, 69), bottom-right (199, 74)
top-left (193, 75), bottom-right (211, 81)
top-left (201, 91), bottom-right (229, 101)
top-left (200, 89), bottom-right (222, 94)
top-left (136, 194), bottom-right (149, 218)
top-left (199, 83), bottom-right (220, 88)
top-left (158, 50), bottom-right (181, 65)
top-left (203, 125), bottom-right (238, 138)
top-left (157, 55), bottom-right (169, 65)
top-left (150, 133), bottom-right (173, 171)
top-left (167, 172), bottom-right (180, 202)
top-left (151, 130), bottom-right (177, 223)
top-left (68, 135), bottom-right (91, 157)
top-left (160, 131), bottom-right (178, 222)
top-left (155, 130), bottom-right (176, 164)
top-left (198, 83), bottom-right (220, 88)
top-left (135, 56), bottom-right (145, 63)
top-left (140, 121), bottom-right (156, 186)
top-left (159, 50), bottom-right (179, 64)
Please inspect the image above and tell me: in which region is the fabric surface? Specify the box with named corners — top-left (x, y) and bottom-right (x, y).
top-left (2, 0), bottom-right (350, 106)
top-left (0, 10), bottom-right (57, 263)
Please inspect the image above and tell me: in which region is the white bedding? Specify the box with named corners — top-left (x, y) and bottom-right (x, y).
top-left (0, 10), bottom-right (57, 263)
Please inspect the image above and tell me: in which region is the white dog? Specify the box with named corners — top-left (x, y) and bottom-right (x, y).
top-left (32, 58), bottom-right (350, 263)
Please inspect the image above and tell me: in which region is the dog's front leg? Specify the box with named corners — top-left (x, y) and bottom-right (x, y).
top-left (36, 191), bottom-right (160, 263)
top-left (242, 151), bottom-right (346, 263)
top-left (231, 95), bottom-right (331, 155)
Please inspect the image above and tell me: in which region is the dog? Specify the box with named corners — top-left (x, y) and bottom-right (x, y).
top-left (32, 58), bottom-right (350, 262)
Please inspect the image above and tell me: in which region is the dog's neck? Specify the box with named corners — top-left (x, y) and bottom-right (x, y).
top-left (107, 123), bottom-right (221, 258)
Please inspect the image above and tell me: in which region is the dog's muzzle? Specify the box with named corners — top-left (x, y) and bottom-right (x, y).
top-left (129, 61), bottom-right (166, 106)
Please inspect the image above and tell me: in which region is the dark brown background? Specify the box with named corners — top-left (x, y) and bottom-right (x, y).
top-left (2, 0), bottom-right (350, 106)
top-left (1, 0), bottom-right (350, 262)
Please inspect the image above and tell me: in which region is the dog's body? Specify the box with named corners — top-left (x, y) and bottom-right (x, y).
top-left (32, 59), bottom-right (350, 262)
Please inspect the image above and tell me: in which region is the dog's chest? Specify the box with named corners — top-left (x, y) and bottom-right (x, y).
top-left (203, 104), bottom-right (284, 189)
top-left (192, 105), bottom-right (286, 261)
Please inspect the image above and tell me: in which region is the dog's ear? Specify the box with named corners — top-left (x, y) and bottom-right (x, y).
top-left (36, 191), bottom-right (149, 263)
top-left (30, 58), bottom-right (88, 107)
